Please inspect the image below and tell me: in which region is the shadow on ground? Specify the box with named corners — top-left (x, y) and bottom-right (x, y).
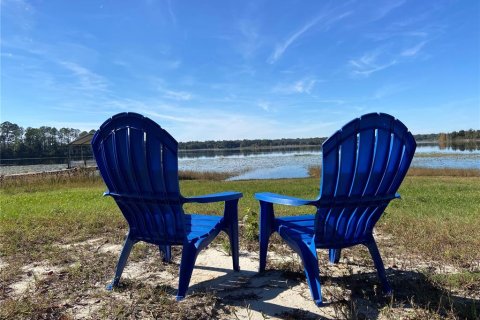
top-left (187, 265), bottom-right (479, 319)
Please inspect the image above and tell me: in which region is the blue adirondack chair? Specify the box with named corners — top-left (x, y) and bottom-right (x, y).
top-left (91, 112), bottom-right (242, 301)
top-left (256, 113), bottom-right (416, 306)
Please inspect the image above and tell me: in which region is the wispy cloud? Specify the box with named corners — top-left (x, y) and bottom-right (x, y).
top-left (101, 97), bottom-right (285, 140)
top-left (371, 0), bottom-right (406, 21)
top-left (267, 10), bottom-right (353, 64)
top-left (236, 19), bottom-right (261, 59)
top-left (273, 78), bottom-right (317, 94)
top-left (349, 48), bottom-right (398, 77)
top-left (163, 90), bottom-right (192, 101)
top-left (349, 37), bottom-right (429, 77)
top-left (59, 61), bottom-right (109, 92)
top-left (257, 100), bottom-right (271, 111)
top-left (366, 31), bottom-right (429, 42)
top-left (401, 41), bottom-right (427, 57)
top-left (166, 0), bottom-right (176, 25)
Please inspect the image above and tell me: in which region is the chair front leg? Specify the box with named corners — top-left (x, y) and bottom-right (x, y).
top-left (224, 199), bottom-right (240, 271)
top-left (176, 242), bottom-right (200, 301)
top-left (295, 239), bottom-right (323, 306)
top-left (107, 233), bottom-right (135, 290)
top-left (259, 201), bottom-right (275, 272)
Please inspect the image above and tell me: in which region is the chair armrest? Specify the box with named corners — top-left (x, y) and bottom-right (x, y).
top-left (255, 192), bottom-right (316, 206)
top-left (182, 191), bottom-right (243, 204)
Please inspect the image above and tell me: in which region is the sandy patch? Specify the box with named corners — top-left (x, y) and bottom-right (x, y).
top-left (9, 262), bottom-right (63, 296)
top-left (6, 237), bottom-right (478, 319)
top-left (175, 248), bottom-right (341, 319)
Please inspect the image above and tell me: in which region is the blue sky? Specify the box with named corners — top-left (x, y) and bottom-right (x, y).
top-left (1, 0), bottom-right (479, 141)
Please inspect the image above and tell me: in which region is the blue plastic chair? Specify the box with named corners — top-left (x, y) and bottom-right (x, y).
top-left (255, 113), bottom-right (416, 306)
top-left (91, 112), bottom-right (242, 301)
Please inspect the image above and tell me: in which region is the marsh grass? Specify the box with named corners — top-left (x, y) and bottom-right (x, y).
top-left (308, 166), bottom-right (480, 178)
top-left (0, 167), bottom-right (232, 191)
top-left (406, 167), bottom-right (480, 177)
top-left (178, 170), bottom-right (234, 181)
top-left (1, 170), bottom-right (479, 318)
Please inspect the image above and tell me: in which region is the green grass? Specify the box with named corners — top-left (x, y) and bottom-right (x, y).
top-left (382, 176), bottom-right (480, 265)
top-left (2, 174), bottom-right (479, 266)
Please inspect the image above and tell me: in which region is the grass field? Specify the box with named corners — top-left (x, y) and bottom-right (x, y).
top-left (1, 169), bottom-right (479, 319)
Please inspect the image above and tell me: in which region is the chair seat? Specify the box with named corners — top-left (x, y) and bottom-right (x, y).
top-left (185, 214), bottom-right (223, 241)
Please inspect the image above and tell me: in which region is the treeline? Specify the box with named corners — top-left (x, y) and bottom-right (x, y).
top-left (1, 121), bottom-right (479, 163)
top-left (0, 121), bottom-right (94, 163)
top-left (438, 129), bottom-right (480, 141)
top-left (179, 137), bottom-right (326, 150)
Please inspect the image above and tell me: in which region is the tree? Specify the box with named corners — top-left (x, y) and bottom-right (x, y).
top-left (0, 121), bottom-right (23, 147)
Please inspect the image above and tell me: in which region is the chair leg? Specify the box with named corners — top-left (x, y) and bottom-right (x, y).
top-left (107, 235), bottom-right (135, 290)
top-left (176, 242), bottom-right (199, 301)
top-left (224, 200), bottom-right (240, 271)
top-left (297, 241), bottom-right (323, 306)
top-left (226, 220), bottom-right (240, 271)
top-left (159, 245), bottom-right (172, 263)
top-left (329, 249), bottom-right (342, 264)
top-left (259, 201), bottom-right (274, 272)
top-left (366, 239), bottom-right (392, 295)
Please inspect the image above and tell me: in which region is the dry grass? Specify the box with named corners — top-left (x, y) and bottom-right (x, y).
top-left (178, 170), bottom-right (234, 181)
top-left (0, 168), bottom-right (233, 191)
top-left (0, 167), bottom-right (101, 190)
top-left (406, 167), bottom-right (480, 177)
top-left (308, 166), bottom-right (480, 178)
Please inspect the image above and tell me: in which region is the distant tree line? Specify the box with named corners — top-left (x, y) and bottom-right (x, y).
top-left (439, 129), bottom-right (480, 141)
top-left (1, 121), bottom-right (479, 163)
top-left (178, 137), bottom-right (326, 150)
top-left (0, 121), bottom-right (94, 164)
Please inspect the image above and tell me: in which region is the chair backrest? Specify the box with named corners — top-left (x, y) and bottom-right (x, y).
top-left (315, 113), bottom-right (416, 246)
top-left (91, 112), bottom-right (186, 244)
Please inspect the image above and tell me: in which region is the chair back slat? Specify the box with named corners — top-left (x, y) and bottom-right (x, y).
top-left (315, 113), bottom-right (416, 246)
top-left (115, 128), bottom-right (140, 194)
top-left (92, 113), bottom-right (186, 244)
top-left (335, 133), bottom-right (358, 197)
top-left (349, 129), bottom-right (376, 196)
top-left (362, 128), bottom-right (392, 196)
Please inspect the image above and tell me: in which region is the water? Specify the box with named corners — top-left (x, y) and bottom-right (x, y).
top-left (2, 144), bottom-right (479, 180)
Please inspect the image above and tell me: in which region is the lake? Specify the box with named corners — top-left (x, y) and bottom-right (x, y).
top-left (2, 143), bottom-right (479, 180)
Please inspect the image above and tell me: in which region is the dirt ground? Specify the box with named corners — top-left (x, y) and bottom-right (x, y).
top-left (2, 233), bottom-right (479, 320)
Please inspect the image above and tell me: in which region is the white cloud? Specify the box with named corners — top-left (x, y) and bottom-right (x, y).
top-left (349, 46), bottom-right (398, 77)
top-left (257, 100), bottom-right (271, 111)
top-left (268, 10), bottom-right (353, 64)
top-left (163, 90), bottom-right (192, 101)
top-left (273, 78), bottom-right (317, 94)
top-left (401, 41), bottom-right (427, 57)
top-left (59, 61), bottom-right (109, 92)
